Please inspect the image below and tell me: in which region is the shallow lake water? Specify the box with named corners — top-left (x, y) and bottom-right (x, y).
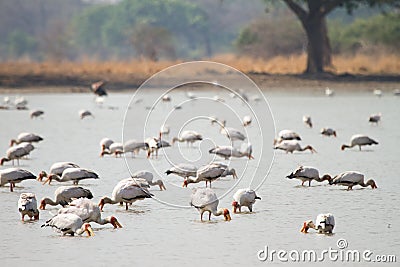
top-left (0, 88), bottom-right (399, 266)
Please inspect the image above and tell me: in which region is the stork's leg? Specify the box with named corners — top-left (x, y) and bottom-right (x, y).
top-left (125, 203), bottom-right (129, 210)
top-left (21, 214), bottom-right (24, 221)
top-left (309, 180), bottom-right (312, 187)
top-left (208, 211), bottom-right (211, 221)
top-left (249, 205), bottom-right (253, 212)
top-left (200, 211), bottom-right (204, 221)
top-left (10, 182), bottom-right (14, 192)
top-left (359, 145), bottom-right (361, 151)
top-left (301, 181), bottom-right (305, 186)
top-left (209, 181), bottom-right (212, 188)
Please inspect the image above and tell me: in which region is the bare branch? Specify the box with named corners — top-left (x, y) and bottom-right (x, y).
top-left (282, 0), bottom-right (308, 22)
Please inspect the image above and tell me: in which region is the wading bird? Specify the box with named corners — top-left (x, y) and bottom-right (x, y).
top-left (37, 162), bottom-right (80, 182)
top-left (98, 179), bottom-right (153, 211)
top-left (341, 134), bottom-right (378, 151)
top-left (301, 213), bottom-right (335, 234)
top-left (39, 185), bottom-right (93, 209)
top-left (58, 198), bottom-right (122, 229)
top-left (79, 110), bottom-right (94, 119)
top-left (30, 109), bottom-right (44, 119)
top-left (320, 128), bottom-right (336, 137)
top-left (369, 114), bottom-right (381, 125)
top-left (209, 143), bottom-right (253, 160)
top-left (220, 121), bottom-right (246, 144)
top-left (286, 166), bottom-right (331, 186)
top-left (274, 130), bottom-right (301, 145)
top-left (190, 188), bottom-right (231, 221)
top-left (1, 146), bottom-right (30, 166)
top-left (0, 168), bottom-right (36, 192)
top-left (91, 81), bottom-right (108, 96)
top-left (10, 132), bottom-right (43, 146)
top-left (274, 140), bottom-right (316, 154)
top-left (165, 163), bottom-right (198, 180)
top-left (42, 168), bottom-right (99, 185)
top-left (328, 171), bottom-right (377, 190)
top-left (18, 193), bottom-right (39, 221)
top-left (183, 163), bottom-right (227, 188)
top-left (172, 130), bottom-right (203, 146)
top-left (42, 213), bottom-right (94, 237)
top-left (232, 189), bottom-right (261, 213)
top-left (131, 170), bottom-right (166, 190)
top-left (303, 115), bottom-right (312, 128)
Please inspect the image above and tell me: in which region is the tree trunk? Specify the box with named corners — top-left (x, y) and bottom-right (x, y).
top-left (303, 16), bottom-right (332, 74)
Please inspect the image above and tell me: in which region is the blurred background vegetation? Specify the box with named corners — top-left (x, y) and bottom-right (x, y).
top-left (1, 0), bottom-right (399, 62)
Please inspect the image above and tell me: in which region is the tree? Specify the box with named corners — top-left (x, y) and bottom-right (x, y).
top-left (266, 0), bottom-right (400, 74)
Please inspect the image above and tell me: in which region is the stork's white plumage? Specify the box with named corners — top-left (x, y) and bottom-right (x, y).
top-left (160, 124), bottom-right (170, 135)
top-left (165, 163), bottom-right (198, 179)
top-left (232, 189), bottom-right (261, 213)
top-left (18, 193), bottom-right (39, 221)
top-left (43, 168), bottom-right (99, 185)
top-left (1, 146), bottom-right (30, 166)
top-left (220, 121), bottom-right (246, 143)
top-left (190, 188), bottom-right (231, 221)
top-left (10, 132), bottom-right (43, 146)
top-left (320, 128), bottom-right (337, 137)
top-left (123, 139), bottom-right (147, 157)
top-left (274, 130), bottom-right (301, 145)
top-left (100, 138), bottom-right (114, 150)
top-left (325, 87), bottom-right (334, 97)
top-left (329, 171), bottom-right (378, 190)
top-left (286, 166), bottom-right (331, 186)
top-left (131, 170), bottom-right (166, 190)
top-left (303, 115), bottom-right (313, 128)
top-left (183, 163), bottom-right (227, 188)
top-left (42, 213), bottom-right (94, 236)
top-left (243, 115), bottom-right (252, 126)
top-left (98, 179), bottom-right (153, 211)
top-left (172, 130), bottom-right (202, 146)
top-left (341, 134), bottom-right (378, 151)
top-left (38, 162), bottom-right (80, 182)
top-left (301, 213), bottom-right (335, 234)
top-left (209, 143), bottom-right (253, 160)
top-left (0, 168), bottom-right (36, 192)
top-left (58, 198), bottom-right (122, 228)
top-left (145, 134), bottom-right (171, 158)
top-left (274, 140), bottom-right (316, 154)
top-left (39, 185), bottom-right (93, 209)
top-left (162, 94), bottom-right (171, 102)
top-left (100, 142), bottom-right (123, 157)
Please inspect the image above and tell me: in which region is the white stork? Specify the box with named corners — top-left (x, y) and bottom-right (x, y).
top-left (301, 213), bottom-right (335, 234)
top-left (37, 162), bottom-right (80, 182)
top-left (172, 130), bottom-right (203, 146)
top-left (131, 170), bottom-right (166, 190)
top-left (10, 132), bottom-right (43, 146)
top-left (41, 213), bottom-right (94, 236)
top-left (165, 163), bottom-right (198, 180)
top-left (30, 109), bottom-right (44, 119)
top-left (42, 168), bottom-right (99, 185)
top-left (18, 193), bottom-right (39, 221)
top-left (220, 121), bottom-right (246, 143)
top-left (0, 168), bottom-right (36, 192)
top-left (58, 198), bottom-right (122, 229)
top-left (329, 171), bottom-right (378, 190)
top-left (274, 130), bottom-right (301, 145)
top-left (341, 134), bottom-right (378, 151)
top-left (209, 143), bottom-right (253, 160)
top-left (1, 146), bottom-right (30, 166)
top-left (39, 185), bottom-right (93, 209)
top-left (274, 140), bottom-right (317, 154)
top-left (98, 179), bottom-right (153, 211)
top-left (190, 188), bottom-right (231, 221)
top-left (232, 189), bottom-right (261, 213)
top-left (183, 163), bottom-right (227, 188)
top-left (79, 109), bottom-right (94, 119)
top-left (286, 166), bottom-right (332, 186)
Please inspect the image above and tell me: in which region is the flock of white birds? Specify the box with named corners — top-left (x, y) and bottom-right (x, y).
top-left (0, 85), bottom-right (390, 237)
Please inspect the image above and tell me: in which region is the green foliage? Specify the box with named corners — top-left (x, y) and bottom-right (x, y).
top-left (6, 30), bottom-right (37, 58)
top-left (329, 13), bottom-right (400, 53)
top-left (235, 17), bottom-right (306, 59)
top-left (71, 0), bottom-right (209, 59)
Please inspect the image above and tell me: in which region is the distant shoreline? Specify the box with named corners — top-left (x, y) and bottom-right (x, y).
top-left (0, 72), bottom-right (399, 94)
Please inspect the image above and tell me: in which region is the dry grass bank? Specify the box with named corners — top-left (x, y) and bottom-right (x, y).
top-left (0, 53), bottom-right (399, 91)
